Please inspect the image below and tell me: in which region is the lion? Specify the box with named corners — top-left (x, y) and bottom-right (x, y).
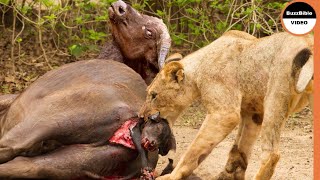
top-left (139, 30), bottom-right (313, 180)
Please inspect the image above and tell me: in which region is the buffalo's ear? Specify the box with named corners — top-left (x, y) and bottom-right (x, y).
top-left (159, 134), bottom-right (176, 156)
top-left (163, 61), bottom-right (184, 83)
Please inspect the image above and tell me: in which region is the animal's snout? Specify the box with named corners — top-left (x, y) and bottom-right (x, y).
top-left (148, 112), bottom-right (160, 122)
top-left (138, 103), bottom-right (160, 122)
top-left (112, 0), bottom-right (127, 16)
top-left (141, 137), bottom-right (157, 152)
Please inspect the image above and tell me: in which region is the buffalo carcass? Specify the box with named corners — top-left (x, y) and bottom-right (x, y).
top-left (0, 0), bottom-right (171, 109)
top-left (0, 60), bottom-right (175, 179)
top-left (0, 0), bottom-right (175, 179)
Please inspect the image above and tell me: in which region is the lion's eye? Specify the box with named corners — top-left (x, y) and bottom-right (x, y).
top-left (151, 91), bottom-right (157, 100)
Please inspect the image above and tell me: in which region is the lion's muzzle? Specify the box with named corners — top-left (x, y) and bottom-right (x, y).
top-left (139, 103), bottom-right (160, 122)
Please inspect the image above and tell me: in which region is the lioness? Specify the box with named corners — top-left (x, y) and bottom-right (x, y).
top-left (139, 30), bottom-right (313, 180)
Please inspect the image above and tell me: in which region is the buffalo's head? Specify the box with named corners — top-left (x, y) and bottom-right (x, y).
top-left (109, 0), bottom-right (171, 70)
top-left (141, 118), bottom-right (176, 156)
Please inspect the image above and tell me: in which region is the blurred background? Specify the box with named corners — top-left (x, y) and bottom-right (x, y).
top-left (0, 0), bottom-right (288, 93)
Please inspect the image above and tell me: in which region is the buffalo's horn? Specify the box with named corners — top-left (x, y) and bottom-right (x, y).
top-left (157, 21), bottom-right (171, 69)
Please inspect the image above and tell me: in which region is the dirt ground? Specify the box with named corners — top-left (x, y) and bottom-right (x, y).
top-left (155, 104), bottom-right (313, 180)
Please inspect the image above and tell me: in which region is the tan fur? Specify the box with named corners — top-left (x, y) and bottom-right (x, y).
top-left (139, 30), bottom-right (313, 180)
top-left (165, 53), bottom-right (183, 64)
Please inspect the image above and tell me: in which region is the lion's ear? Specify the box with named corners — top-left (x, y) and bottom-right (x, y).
top-left (165, 53), bottom-right (183, 64)
top-left (163, 61), bottom-right (184, 83)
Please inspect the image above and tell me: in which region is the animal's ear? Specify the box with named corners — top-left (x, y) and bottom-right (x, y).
top-left (165, 53), bottom-right (183, 64)
top-left (163, 61), bottom-right (184, 83)
top-left (159, 133), bottom-right (176, 156)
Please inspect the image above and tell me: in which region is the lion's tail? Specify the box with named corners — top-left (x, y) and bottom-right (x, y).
top-left (291, 48), bottom-right (313, 93)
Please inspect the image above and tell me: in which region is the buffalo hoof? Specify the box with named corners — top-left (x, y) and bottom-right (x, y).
top-left (160, 158), bottom-right (174, 176)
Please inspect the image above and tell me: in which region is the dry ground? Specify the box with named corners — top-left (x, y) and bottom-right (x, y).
top-left (156, 103), bottom-right (313, 180)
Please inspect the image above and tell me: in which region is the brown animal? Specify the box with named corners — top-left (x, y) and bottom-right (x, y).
top-left (0, 60), bottom-right (175, 179)
top-left (0, 0), bottom-right (171, 108)
top-left (0, 0), bottom-right (174, 178)
top-left (99, 0), bottom-right (171, 84)
top-left (139, 30), bottom-right (313, 180)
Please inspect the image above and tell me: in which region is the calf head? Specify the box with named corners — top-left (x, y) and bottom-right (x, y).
top-left (109, 0), bottom-right (171, 69)
top-left (141, 119), bottom-right (176, 156)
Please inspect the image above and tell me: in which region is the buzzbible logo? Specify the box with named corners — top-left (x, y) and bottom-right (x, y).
top-left (281, 1), bottom-right (316, 35)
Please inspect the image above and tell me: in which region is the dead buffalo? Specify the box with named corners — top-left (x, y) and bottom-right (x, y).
top-left (0, 0), bottom-right (171, 108)
top-left (0, 60), bottom-right (175, 179)
top-left (0, 0), bottom-right (174, 179)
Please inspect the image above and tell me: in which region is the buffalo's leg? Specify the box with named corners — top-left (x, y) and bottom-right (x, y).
top-left (0, 122), bottom-right (45, 164)
top-left (130, 121), bottom-right (156, 180)
top-left (0, 120), bottom-right (53, 163)
top-left (217, 113), bottom-right (263, 180)
top-left (0, 105), bottom-right (135, 164)
top-left (131, 121), bottom-right (148, 167)
top-left (161, 158), bottom-right (174, 176)
top-left (0, 144), bottom-right (136, 179)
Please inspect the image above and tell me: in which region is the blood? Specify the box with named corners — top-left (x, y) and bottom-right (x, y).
top-left (73, 119), bottom-right (143, 180)
top-left (102, 119), bottom-right (141, 179)
top-left (109, 118), bottom-right (139, 150)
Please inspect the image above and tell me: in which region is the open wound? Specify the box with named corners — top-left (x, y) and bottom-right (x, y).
top-left (109, 119), bottom-right (139, 149)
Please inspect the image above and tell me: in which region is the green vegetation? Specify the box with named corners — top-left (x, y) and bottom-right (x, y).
top-left (0, 0), bottom-right (288, 93)
top-left (132, 0), bottom-right (288, 50)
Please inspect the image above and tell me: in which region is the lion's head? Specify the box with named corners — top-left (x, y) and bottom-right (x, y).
top-left (139, 61), bottom-right (196, 126)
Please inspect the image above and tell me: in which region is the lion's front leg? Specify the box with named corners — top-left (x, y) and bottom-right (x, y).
top-left (158, 112), bottom-right (240, 180)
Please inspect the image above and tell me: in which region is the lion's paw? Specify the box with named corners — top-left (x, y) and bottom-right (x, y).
top-left (215, 168), bottom-right (245, 180)
top-left (215, 170), bottom-right (233, 180)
